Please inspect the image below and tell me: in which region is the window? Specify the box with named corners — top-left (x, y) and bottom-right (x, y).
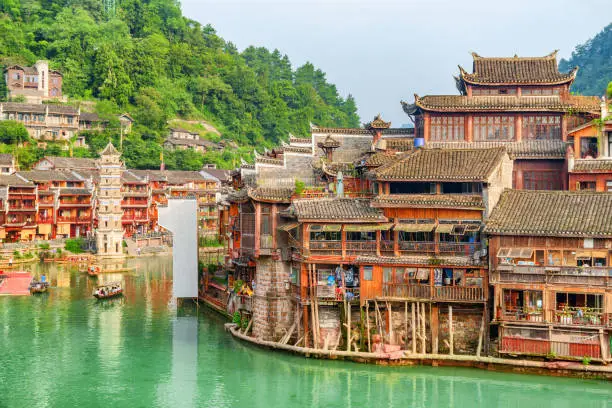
top-left (363, 266), bottom-right (373, 281)
top-left (430, 116), bottom-right (464, 141)
top-left (606, 181), bottom-right (612, 192)
top-left (522, 87), bottom-right (561, 96)
top-left (399, 231), bottom-right (434, 242)
top-left (472, 88), bottom-right (517, 96)
top-left (473, 116), bottom-right (515, 141)
top-left (522, 115), bottom-right (561, 140)
top-left (12, 73), bottom-right (20, 80)
top-left (523, 171), bottom-right (562, 190)
top-left (440, 182), bottom-right (482, 194)
top-left (579, 137), bottom-right (598, 158)
top-left (390, 182), bottom-right (435, 194)
top-left (346, 231), bottom-right (375, 241)
top-left (309, 231), bottom-right (341, 241)
top-left (260, 206), bottom-right (271, 235)
top-left (578, 181), bottom-right (596, 191)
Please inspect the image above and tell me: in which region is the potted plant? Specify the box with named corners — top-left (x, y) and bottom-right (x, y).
top-left (527, 308), bottom-right (543, 322)
top-left (559, 306), bottom-right (573, 325)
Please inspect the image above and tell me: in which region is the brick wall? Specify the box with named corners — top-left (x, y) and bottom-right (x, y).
top-left (252, 257), bottom-right (295, 341)
top-left (438, 306), bottom-right (483, 355)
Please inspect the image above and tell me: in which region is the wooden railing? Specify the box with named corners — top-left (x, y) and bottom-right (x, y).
top-left (492, 266), bottom-right (611, 287)
top-left (309, 240), bottom-right (342, 255)
top-left (382, 284), bottom-right (485, 302)
top-left (380, 240), bottom-right (394, 254)
top-left (399, 241), bottom-right (435, 253)
top-left (498, 308), bottom-right (611, 328)
top-left (345, 241), bottom-right (376, 254)
top-left (438, 242), bottom-right (478, 256)
top-left (500, 337), bottom-right (601, 359)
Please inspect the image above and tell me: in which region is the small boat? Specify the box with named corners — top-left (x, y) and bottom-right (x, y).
top-left (93, 282), bottom-right (123, 299)
top-left (29, 281), bottom-right (50, 294)
top-left (87, 265), bottom-right (102, 276)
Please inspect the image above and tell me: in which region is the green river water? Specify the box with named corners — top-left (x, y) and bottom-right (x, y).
top-left (0, 256), bottom-right (610, 408)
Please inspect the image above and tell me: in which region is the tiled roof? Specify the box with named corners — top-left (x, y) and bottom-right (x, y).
top-left (408, 95), bottom-right (599, 113)
top-left (0, 102), bottom-right (78, 115)
top-left (283, 145), bottom-right (313, 154)
top-left (428, 140), bottom-right (568, 159)
top-left (128, 169), bottom-right (166, 182)
top-left (311, 125), bottom-right (413, 137)
top-left (317, 135), bottom-right (340, 149)
top-left (71, 169), bottom-right (100, 182)
top-left (289, 137), bottom-right (312, 144)
top-left (59, 187), bottom-right (91, 195)
top-left (373, 147), bottom-right (506, 181)
top-left (484, 190), bottom-right (612, 238)
top-left (79, 112), bottom-right (101, 122)
top-left (255, 156), bottom-right (284, 166)
top-left (364, 114), bottom-right (391, 130)
top-left (0, 154), bottom-right (13, 165)
top-left (40, 156), bottom-right (98, 169)
top-left (101, 142), bottom-right (120, 156)
top-left (571, 159), bottom-right (612, 173)
top-left (164, 170), bottom-right (209, 184)
top-left (201, 168), bottom-right (231, 182)
top-left (355, 255), bottom-right (479, 267)
top-left (459, 51), bottom-right (577, 85)
top-left (18, 170), bottom-right (81, 182)
top-left (372, 194), bottom-right (485, 210)
top-left (121, 170), bottom-right (146, 183)
top-left (288, 198), bottom-right (386, 221)
top-left (247, 187), bottom-right (294, 203)
top-left (359, 152), bottom-right (398, 168)
top-left (0, 174), bottom-right (34, 187)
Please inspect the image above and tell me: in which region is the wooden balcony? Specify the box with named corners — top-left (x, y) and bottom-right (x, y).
top-left (491, 266), bottom-right (611, 287)
top-left (309, 240), bottom-right (342, 256)
top-left (438, 242), bottom-right (478, 256)
top-left (498, 307), bottom-right (611, 328)
top-left (345, 241), bottom-right (376, 255)
top-left (59, 199), bottom-right (91, 207)
top-left (37, 216), bottom-right (54, 224)
top-left (57, 215), bottom-right (91, 223)
top-left (399, 241), bottom-right (435, 254)
top-left (382, 284), bottom-right (485, 302)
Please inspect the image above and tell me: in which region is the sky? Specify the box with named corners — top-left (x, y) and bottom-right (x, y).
top-left (181, 0), bottom-right (610, 127)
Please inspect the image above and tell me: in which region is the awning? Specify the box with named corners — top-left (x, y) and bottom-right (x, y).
top-left (436, 224), bottom-right (455, 234)
top-left (576, 250), bottom-right (609, 259)
top-left (591, 250), bottom-right (609, 259)
top-left (497, 248), bottom-right (534, 258)
top-left (344, 223), bottom-right (393, 232)
top-left (38, 224), bottom-right (52, 235)
top-left (57, 223), bottom-right (71, 235)
top-left (395, 223), bottom-right (436, 232)
top-left (277, 222), bottom-right (299, 232)
top-left (322, 224), bottom-right (342, 232)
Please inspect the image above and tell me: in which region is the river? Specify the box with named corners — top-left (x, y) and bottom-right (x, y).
top-left (0, 256), bottom-right (610, 408)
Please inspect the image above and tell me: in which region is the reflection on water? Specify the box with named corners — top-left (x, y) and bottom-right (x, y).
top-left (0, 256), bottom-right (610, 408)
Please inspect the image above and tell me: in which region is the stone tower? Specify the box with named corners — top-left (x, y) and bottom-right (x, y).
top-left (95, 142), bottom-right (125, 258)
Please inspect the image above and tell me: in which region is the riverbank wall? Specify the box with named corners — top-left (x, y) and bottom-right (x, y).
top-left (225, 323), bottom-right (612, 381)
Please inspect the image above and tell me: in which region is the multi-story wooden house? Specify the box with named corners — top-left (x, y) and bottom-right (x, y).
top-left (121, 170), bottom-right (151, 237)
top-left (567, 102), bottom-right (612, 192)
top-left (485, 190), bottom-right (611, 362)
top-left (401, 52), bottom-right (600, 190)
top-left (0, 103), bottom-right (80, 142)
top-left (0, 154), bottom-right (17, 175)
top-left (4, 61), bottom-right (63, 103)
top-left (17, 170), bottom-right (93, 239)
top-left (0, 174), bottom-right (37, 242)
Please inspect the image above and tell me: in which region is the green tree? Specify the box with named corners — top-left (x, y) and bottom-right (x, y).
top-left (0, 121), bottom-right (30, 144)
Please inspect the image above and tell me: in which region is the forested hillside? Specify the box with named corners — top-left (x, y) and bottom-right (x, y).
top-left (0, 0), bottom-right (359, 169)
top-left (560, 23), bottom-right (612, 98)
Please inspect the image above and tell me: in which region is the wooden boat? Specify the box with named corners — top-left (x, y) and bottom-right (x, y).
top-left (87, 265), bottom-right (135, 275)
top-left (29, 281), bottom-right (50, 294)
top-left (87, 265), bottom-right (102, 276)
top-left (93, 282), bottom-right (123, 299)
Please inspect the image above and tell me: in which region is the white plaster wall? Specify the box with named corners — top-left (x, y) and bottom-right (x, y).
top-left (158, 199), bottom-right (198, 298)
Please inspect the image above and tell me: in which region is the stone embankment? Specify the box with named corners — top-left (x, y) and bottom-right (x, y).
top-left (225, 323), bottom-right (612, 381)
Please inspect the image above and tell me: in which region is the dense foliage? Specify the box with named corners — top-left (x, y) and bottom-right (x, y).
top-left (0, 0), bottom-right (359, 169)
top-left (560, 23), bottom-right (612, 97)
